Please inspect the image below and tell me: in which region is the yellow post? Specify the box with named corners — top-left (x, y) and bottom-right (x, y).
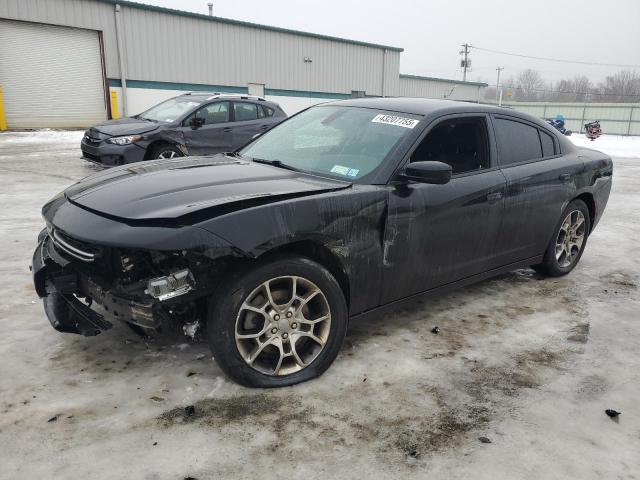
top-left (0, 85), bottom-right (7, 131)
top-left (110, 89), bottom-right (119, 119)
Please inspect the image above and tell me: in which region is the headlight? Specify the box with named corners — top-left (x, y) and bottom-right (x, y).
top-left (106, 135), bottom-right (142, 145)
top-left (146, 269), bottom-right (195, 301)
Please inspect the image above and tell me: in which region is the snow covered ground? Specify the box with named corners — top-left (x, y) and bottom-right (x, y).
top-left (569, 133), bottom-right (640, 158)
top-left (0, 131), bottom-right (639, 480)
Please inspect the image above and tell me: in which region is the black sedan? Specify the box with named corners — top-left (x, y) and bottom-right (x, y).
top-left (80, 92), bottom-right (286, 167)
top-left (33, 98), bottom-right (612, 387)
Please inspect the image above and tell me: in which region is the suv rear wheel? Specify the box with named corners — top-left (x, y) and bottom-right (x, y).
top-left (207, 256), bottom-right (348, 387)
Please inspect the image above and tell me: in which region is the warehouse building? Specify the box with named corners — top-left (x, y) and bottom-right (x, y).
top-left (0, 0), bottom-right (486, 128)
top-left (399, 74), bottom-right (486, 103)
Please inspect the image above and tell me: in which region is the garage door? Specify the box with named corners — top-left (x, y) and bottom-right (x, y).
top-left (0, 19), bottom-right (107, 128)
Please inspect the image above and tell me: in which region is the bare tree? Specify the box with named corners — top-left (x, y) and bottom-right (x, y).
top-left (550, 76), bottom-right (593, 102)
top-left (515, 69), bottom-right (545, 101)
top-left (595, 70), bottom-right (640, 102)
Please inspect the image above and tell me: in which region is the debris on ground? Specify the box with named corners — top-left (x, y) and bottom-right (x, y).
top-left (47, 415), bottom-right (59, 423)
top-left (184, 405), bottom-right (196, 417)
top-left (478, 436), bottom-right (492, 444)
top-left (150, 396), bottom-right (165, 403)
top-left (431, 326), bottom-right (440, 334)
top-left (182, 321), bottom-right (201, 339)
top-left (195, 353), bottom-right (207, 360)
top-left (186, 370), bottom-right (197, 377)
top-left (605, 409), bottom-right (621, 419)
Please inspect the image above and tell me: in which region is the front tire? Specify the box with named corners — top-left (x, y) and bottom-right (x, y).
top-left (207, 256), bottom-right (348, 387)
top-left (533, 199), bottom-right (590, 277)
top-left (148, 144), bottom-right (183, 160)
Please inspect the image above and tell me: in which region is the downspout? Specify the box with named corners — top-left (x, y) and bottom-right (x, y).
top-left (114, 4), bottom-right (128, 116)
top-left (380, 49), bottom-right (387, 97)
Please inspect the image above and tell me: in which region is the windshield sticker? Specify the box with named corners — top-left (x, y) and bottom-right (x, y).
top-left (330, 165), bottom-right (360, 178)
top-left (371, 114), bottom-right (419, 129)
top-left (330, 165), bottom-right (351, 175)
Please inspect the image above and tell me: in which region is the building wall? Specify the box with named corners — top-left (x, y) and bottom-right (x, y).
top-left (398, 75), bottom-right (485, 102)
top-left (0, 0), bottom-right (400, 98)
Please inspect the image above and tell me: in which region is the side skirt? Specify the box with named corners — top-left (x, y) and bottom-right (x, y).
top-left (350, 255), bottom-right (543, 322)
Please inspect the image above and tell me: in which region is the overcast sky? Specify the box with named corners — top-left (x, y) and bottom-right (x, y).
top-left (135, 0), bottom-right (639, 85)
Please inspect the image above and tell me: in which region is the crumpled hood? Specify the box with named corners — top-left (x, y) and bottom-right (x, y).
top-left (90, 117), bottom-right (159, 137)
top-left (62, 156), bottom-right (350, 222)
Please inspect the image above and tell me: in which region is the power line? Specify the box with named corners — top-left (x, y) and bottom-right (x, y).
top-left (472, 46), bottom-right (640, 69)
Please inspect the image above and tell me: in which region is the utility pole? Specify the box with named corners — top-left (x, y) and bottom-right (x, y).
top-left (460, 43), bottom-right (471, 82)
top-left (495, 67), bottom-right (504, 104)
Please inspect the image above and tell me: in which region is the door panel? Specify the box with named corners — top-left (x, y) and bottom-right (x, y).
top-left (381, 170), bottom-right (506, 304)
top-left (495, 154), bottom-right (584, 264)
top-left (231, 102), bottom-right (263, 147)
top-left (181, 102), bottom-right (233, 155)
top-left (491, 115), bottom-right (584, 264)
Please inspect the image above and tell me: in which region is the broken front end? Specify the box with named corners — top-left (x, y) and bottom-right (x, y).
top-left (31, 219), bottom-right (241, 339)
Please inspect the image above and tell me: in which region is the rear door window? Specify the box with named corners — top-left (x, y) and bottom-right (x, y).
top-left (494, 118), bottom-right (543, 166)
top-left (233, 102), bottom-right (259, 121)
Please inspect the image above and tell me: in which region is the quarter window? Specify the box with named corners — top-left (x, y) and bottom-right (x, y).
top-left (234, 102), bottom-right (259, 121)
top-left (494, 118), bottom-right (543, 165)
top-left (262, 106), bottom-right (275, 117)
top-left (540, 130), bottom-right (556, 157)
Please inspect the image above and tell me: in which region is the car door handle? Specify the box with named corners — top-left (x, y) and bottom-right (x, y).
top-left (223, 127), bottom-right (232, 133)
top-left (260, 124), bottom-right (270, 130)
top-left (559, 173), bottom-right (571, 183)
top-left (486, 191), bottom-right (503, 203)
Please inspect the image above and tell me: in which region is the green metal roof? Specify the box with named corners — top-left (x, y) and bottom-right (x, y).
top-left (400, 74), bottom-right (488, 87)
top-left (99, 0), bottom-right (404, 52)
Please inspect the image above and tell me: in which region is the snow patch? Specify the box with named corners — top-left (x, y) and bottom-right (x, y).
top-left (569, 134), bottom-right (640, 159)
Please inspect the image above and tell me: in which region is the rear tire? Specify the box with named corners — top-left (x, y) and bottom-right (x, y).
top-left (207, 255), bottom-right (348, 388)
top-left (532, 199), bottom-right (590, 277)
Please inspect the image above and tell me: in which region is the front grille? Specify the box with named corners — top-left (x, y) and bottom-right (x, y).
top-left (82, 151), bottom-right (99, 161)
top-left (51, 229), bottom-right (102, 262)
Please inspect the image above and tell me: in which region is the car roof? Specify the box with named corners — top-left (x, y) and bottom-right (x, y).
top-left (323, 97), bottom-right (516, 117)
top-left (178, 92), bottom-right (282, 109)
top-left (324, 97), bottom-right (558, 132)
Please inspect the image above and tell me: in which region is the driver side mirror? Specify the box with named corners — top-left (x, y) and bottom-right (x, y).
top-left (401, 161), bottom-right (452, 184)
top-left (189, 117), bottom-right (205, 129)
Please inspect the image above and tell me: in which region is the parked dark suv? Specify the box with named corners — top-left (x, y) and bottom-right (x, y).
top-left (80, 93), bottom-right (287, 166)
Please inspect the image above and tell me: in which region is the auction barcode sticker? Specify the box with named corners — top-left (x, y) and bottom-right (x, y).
top-left (371, 114), bottom-right (419, 129)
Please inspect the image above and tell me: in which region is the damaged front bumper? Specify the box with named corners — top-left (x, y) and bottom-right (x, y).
top-left (32, 233), bottom-right (112, 336)
top-left (32, 232), bottom-right (185, 337)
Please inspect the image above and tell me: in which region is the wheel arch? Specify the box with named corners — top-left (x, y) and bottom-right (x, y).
top-left (574, 192), bottom-right (596, 232)
top-left (144, 140), bottom-right (183, 160)
top-left (257, 240), bottom-right (351, 309)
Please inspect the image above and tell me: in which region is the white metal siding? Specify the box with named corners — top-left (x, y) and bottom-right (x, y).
top-left (0, 19), bottom-right (107, 127)
top-left (0, 0), bottom-right (401, 97)
top-left (398, 76), bottom-right (483, 102)
top-left (498, 102), bottom-right (640, 135)
top-left (119, 6), bottom-right (398, 96)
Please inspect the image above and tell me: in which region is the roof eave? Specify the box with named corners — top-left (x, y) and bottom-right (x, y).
top-left (99, 0), bottom-right (404, 52)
